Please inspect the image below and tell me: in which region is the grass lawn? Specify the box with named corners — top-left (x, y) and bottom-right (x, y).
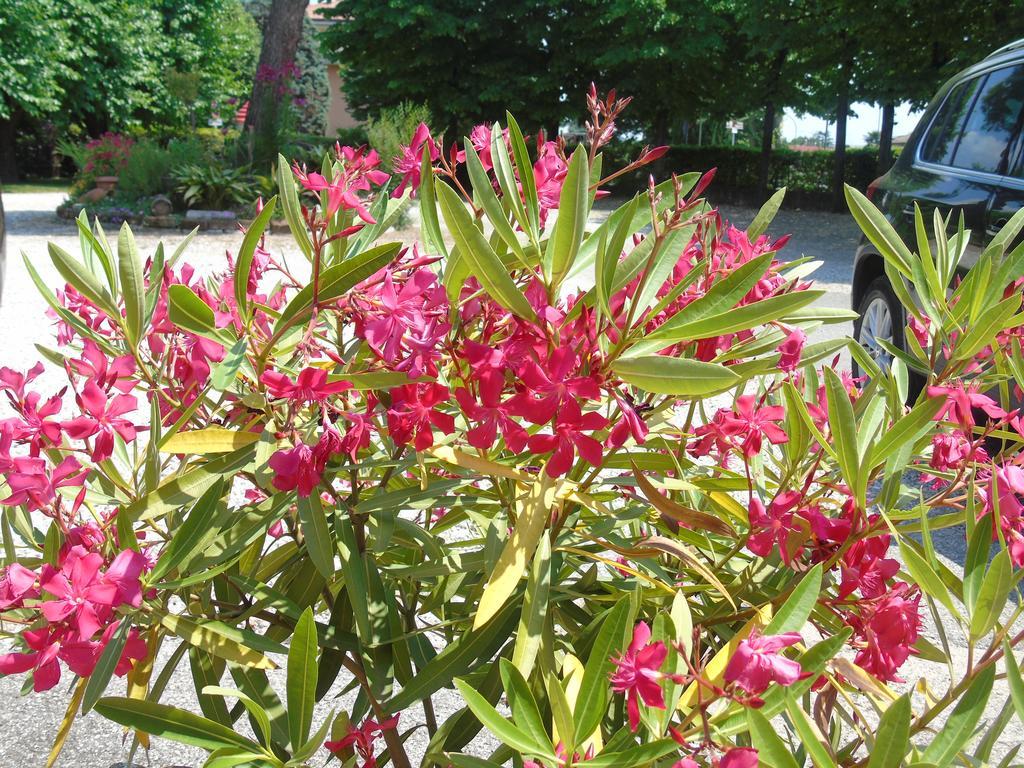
top-left (2, 179), bottom-right (70, 193)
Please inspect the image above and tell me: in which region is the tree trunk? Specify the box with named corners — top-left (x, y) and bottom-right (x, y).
top-left (246, 0), bottom-right (309, 159)
top-left (0, 114), bottom-right (21, 182)
top-left (832, 68), bottom-right (850, 212)
top-left (877, 100), bottom-right (895, 176)
top-left (759, 100), bottom-right (775, 194)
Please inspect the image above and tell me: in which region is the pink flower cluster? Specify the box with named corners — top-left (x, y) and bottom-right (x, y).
top-left (0, 530), bottom-right (147, 692)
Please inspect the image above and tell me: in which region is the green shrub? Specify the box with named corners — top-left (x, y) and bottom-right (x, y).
top-left (366, 101), bottom-right (431, 166)
top-left (172, 161), bottom-right (252, 210)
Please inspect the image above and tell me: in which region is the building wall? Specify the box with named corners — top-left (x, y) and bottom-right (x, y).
top-left (326, 64), bottom-right (359, 133)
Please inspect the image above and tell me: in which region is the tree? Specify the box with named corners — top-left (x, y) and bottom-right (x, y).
top-left (320, 0), bottom-right (569, 140)
top-left (245, 0), bottom-right (309, 152)
top-left (0, 0), bottom-right (73, 179)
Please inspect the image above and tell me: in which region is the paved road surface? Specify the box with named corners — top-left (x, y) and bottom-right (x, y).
top-left (0, 193), bottom-right (1007, 766)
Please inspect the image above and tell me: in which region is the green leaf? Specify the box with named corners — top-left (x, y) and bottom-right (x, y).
top-left (511, 536), bottom-right (551, 678)
top-left (747, 708), bottom-right (800, 768)
top-left (81, 619), bottom-right (130, 713)
top-left (506, 113), bottom-right (540, 233)
top-left (764, 563), bottom-right (821, 635)
top-left (499, 659), bottom-right (549, 750)
top-left (547, 673), bottom-right (575, 752)
top-left (964, 515), bottom-right (994, 613)
top-left (573, 598), bottom-right (630, 741)
top-left (272, 242), bottom-right (401, 341)
top-left (544, 144), bottom-right (589, 287)
top-left (465, 141), bottom-right (526, 265)
top-left (126, 444), bottom-right (255, 522)
top-left (287, 608), bottom-right (318, 750)
top-left (276, 155), bottom-right (312, 261)
top-left (844, 184), bottom-right (914, 275)
top-left (612, 355), bottom-right (739, 396)
top-left (900, 539), bottom-right (956, 615)
top-left (644, 290), bottom-right (822, 346)
top-left (234, 197), bottom-right (277, 320)
top-left (297, 492), bottom-right (334, 579)
top-left (970, 549), bottom-right (1013, 640)
top-left (48, 241), bottom-right (117, 317)
top-left (435, 180), bottom-right (535, 321)
top-left (168, 284), bottom-right (220, 340)
top-left (921, 664), bottom-right (995, 767)
top-left (94, 697), bottom-right (262, 752)
top-left (419, 147), bottom-right (447, 257)
top-left (453, 678), bottom-right (554, 759)
top-left (1004, 641), bottom-right (1024, 725)
top-left (583, 740), bottom-right (678, 768)
top-left (117, 223), bottom-right (145, 346)
top-left (867, 396), bottom-right (945, 468)
top-left (867, 694), bottom-right (911, 768)
top-left (824, 367), bottom-right (861, 502)
top-left (148, 478), bottom-right (225, 583)
top-left (785, 693), bottom-right (839, 768)
top-left (210, 338), bottom-right (249, 392)
top-left (490, 121), bottom-right (533, 239)
top-left (747, 187), bottom-right (786, 240)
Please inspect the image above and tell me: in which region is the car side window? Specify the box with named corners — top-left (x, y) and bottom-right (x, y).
top-left (921, 64), bottom-right (1024, 175)
top-left (922, 78), bottom-right (981, 166)
top-left (954, 65), bottom-right (1024, 174)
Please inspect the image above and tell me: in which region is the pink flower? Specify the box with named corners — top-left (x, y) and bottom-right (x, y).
top-left (393, 123), bottom-right (439, 197)
top-left (325, 715), bottom-right (399, 768)
top-left (0, 563), bottom-right (38, 609)
top-left (610, 622), bottom-right (674, 731)
top-left (927, 383), bottom-right (1008, 430)
top-left (262, 367), bottom-right (351, 403)
top-left (455, 371), bottom-right (527, 453)
top-left (62, 380), bottom-right (139, 462)
top-left (2, 455), bottom-right (88, 513)
top-left (720, 748), bottom-right (759, 768)
top-left (846, 582), bottom-right (921, 682)
top-left (690, 395), bottom-right (787, 463)
top-left (386, 383), bottom-right (454, 451)
top-left (292, 163), bottom-right (379, 223)
top-left (533, 140), bottom-right (568, 225)
top-left (527, 399), bottom-right (607, 478)
top-left (269, 442), bottom-right (322, 498)
top-left (777, 328), bottom-right (806, 372)
top-left (723, 628), bottom-right (804, 696)
top-left (455, 124), bottom-right (497, 171)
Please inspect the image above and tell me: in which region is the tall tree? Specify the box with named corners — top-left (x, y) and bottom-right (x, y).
top-left (245, 0), bottom-right (308, 143)
top-left (0, 0), bottom-right (73, 179)
top-left (320, 0), bottom-right (568, 140)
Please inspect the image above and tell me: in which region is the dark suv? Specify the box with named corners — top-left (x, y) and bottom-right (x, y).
top-left (853, 40), bottom-right (1024, 366)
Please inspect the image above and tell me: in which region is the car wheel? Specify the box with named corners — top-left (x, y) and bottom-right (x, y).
top-left (853, 276), bottom-right (904, 375)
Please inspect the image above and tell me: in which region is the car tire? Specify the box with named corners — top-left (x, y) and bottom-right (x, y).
top-left (852, 276), bottom-right (926, 398)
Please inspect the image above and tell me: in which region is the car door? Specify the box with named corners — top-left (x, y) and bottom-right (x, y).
top-left (914, 63), bottom-right (1024, 269)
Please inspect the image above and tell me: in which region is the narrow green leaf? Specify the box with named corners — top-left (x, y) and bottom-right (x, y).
top-left (921, 664), bottom-right (995, 767)
top-left (81, 619), bottom-right (130, 713)
top-left (545, 144), bottom-right (589, 286)
top-left (234, 197), bottom-right (278, 319)
top-left (148, 478), bottom-right (225, 582)
top-left (48, 241), bottom-right (116, 317)
top-left (747, 708), bottom-right (800, 768)
top-left (844, 184), bottom-right (914, 275)
top-left (499, 659), bottom-right (549, 750)
top-left (511, 536), bottom-right (551, 678)
top-left (94, 697), bottom-right (262, 752)
top-left (210, 338), bottom-right (249, 392)
top-left (964, 515), bottom-right (994, 613)
top-left (747, 187), bottom-right (786, 240)
top-left (297, 493), bottom-right (334, 579)
top-left (785, 693), bottom-right (839, 768)
top-left (574, 598), bottom-right (630, 740)
top-left (419, 147), bottom-right (447, 257)
top-left (465, 141), bottom-right (525, 264)
top-left (436, 181), bottom-right (535, 320)
top-left (867, 396), bottom-right (945, 468)
top-left (764, 563), bottom-right (821, 635)
top-left (454, 678), bottom-right (554, 759)
top-left (276, 155), bottom-right (313, 261)
top-left (971, 549), bottom-right (1013, 640)
top-left (506, 112), bottom-right (539, 233)
top-left (1003, 641), bottom-right (1024, 726)
top-left (867, 694), bottom-right (912, 768)
top-left (612, 355), bottom-right (739, 396)
top-left (168, 284), bottom-right (219, 339)
top-left (117, 223), bottom-right (145, 346)
top-left (900, 539), bottom-right (956, 615)
top-left (287, 608), bottom-right (318, 750)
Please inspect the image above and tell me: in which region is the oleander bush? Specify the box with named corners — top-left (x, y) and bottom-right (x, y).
top-left (4, 88), bottom-right (1024, 768)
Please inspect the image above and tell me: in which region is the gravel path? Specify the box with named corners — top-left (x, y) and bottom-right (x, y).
top-left (0, 192), bottom-right (1013, 766)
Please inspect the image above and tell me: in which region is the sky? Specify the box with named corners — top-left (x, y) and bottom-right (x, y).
top-left (780, 102), bottom-right (925, 147)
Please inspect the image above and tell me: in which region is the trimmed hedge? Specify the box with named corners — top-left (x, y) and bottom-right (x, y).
top-left (602, 142), bottom-right (885, 209)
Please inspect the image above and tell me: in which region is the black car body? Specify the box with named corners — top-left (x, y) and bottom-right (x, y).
top-left (853, 40), bottom-right (1024, 366)
top-left (0, 185), bottom-right (5, 301)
